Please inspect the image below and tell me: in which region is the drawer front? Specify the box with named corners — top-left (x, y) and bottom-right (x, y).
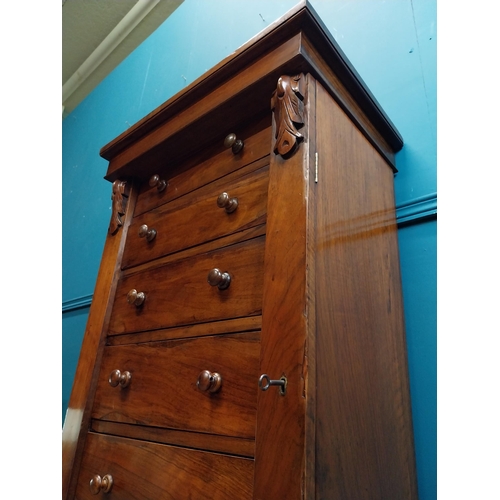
top-left (76, 433), bottom-right (253, 499)
top-left (92, 332), bottom-right (260, 438)
top-left (108, 236), bottom-right (265, 335)
top-left (123, 166), bottom-right (268, 269)
top-left (134, 124), bottom-right (271, 216)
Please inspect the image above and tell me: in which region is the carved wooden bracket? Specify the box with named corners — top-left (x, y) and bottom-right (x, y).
top-left (108, 180), bottom-right (127, 235)
top-left (271, 74), bottom-right (305, 158)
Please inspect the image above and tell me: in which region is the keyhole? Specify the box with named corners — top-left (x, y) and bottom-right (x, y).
top-left (279, 376), bottom-right (287, 396)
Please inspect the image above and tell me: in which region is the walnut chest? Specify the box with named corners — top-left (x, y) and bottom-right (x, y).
top-left (63, 2), bottom-right (418, 498)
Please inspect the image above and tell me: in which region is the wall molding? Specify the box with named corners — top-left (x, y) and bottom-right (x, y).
top-left (396, 192), bottom-right (437, 227)
top-left (62, 294), bottom-right (93, 313)
top-left (62, 193), bottom-right (437, 313)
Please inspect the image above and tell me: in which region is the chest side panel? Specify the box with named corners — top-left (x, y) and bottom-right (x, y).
top-left (313, 82), bottom-right (418, 499)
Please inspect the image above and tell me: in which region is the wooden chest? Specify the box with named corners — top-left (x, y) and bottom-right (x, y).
top-left (62, 2), bottom-right (418, 498)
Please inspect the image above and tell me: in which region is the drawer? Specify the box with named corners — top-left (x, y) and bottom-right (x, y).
top-left (92, 332), bottom-right (260, 439)
top-left (122, 165), bottom-right (268, 269)
top-left (76, 433), bottom-right (253, 499)
top-left (134, 123), bottom-right (271, 216)
top-left (108, 236), bottom-right (265, 335)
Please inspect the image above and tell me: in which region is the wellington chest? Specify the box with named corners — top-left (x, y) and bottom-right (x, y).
top-left (63, 2), bottom-right (418, 498)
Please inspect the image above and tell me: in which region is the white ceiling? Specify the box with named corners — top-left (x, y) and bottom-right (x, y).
top-left (62, 0), bottom-right (183, 116)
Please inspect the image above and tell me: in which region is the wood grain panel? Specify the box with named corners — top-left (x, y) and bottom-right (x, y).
top-left (123, 166), bottom-right (269, 268)
top-left (107, 316), bottom-right (262, 346)
top-left (134, 120), bottom-right (271, 216)
top-left (108, 236), bottom-right (265, 335)
top-left (62, 184), bottom-right (138, 500)
top-left (253, 73), bottom-right (315, 500)
top-left (121, 224), bottom-right (267, 278)
top-left (92, 420), bottom-right (256, 457)
top-left (313, 82), bottom-right (418, 499)
top-left (75, 433), bottom-right (254, 499)
top-left (303, 75), bottom-right (318, 499)
top-left (92, 332), bottom-right (260, 439)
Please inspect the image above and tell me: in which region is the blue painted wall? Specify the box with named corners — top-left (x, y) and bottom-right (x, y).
top-left (62, 1), bottom-right (436, 498)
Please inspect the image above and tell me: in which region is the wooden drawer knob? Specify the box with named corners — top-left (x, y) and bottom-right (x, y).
top-left (89, 474), bottom-right (113, 494)
top-left (207, 268), bottom-right (231, 290)
top-left (108, 369), bottom-right (132, 388)
top-left (138, 224), bottom-right (157, 242)
top-left (149, 174), bottom-right (167, 192)
top-left (197, 370), bottom-right (222, 393)
top-left (224, 133), bottom-right (244, 154)
top-left (127, 289), bottom-right (146, 307)
top-left (217, 192), bottom-right (238, 213)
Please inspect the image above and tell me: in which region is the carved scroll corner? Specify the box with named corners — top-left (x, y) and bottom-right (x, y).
top-left (271, 73), bottom-right (306, 159)
top-left (108, 180), bottom-right (127, 236)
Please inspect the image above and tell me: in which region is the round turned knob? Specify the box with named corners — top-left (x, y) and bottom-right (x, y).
top-left (138, 224), bottom-right (157, 242)
top-left (149, 174), bottom-right (167, 192)
top-left (224, 133), bottom-right (244, 154)
top-left (108, 369), bottom-right (132, 388)
top-left (197, 370), bottom-right (222, 393)
top-left (207, 268), bottom-right (231, 290)
top-left (217, 192), bottom-right (238, 213)
top-left (127, 289), bottom-right (146, 307)
top-left (89, 474), bottom-right (113, 495)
